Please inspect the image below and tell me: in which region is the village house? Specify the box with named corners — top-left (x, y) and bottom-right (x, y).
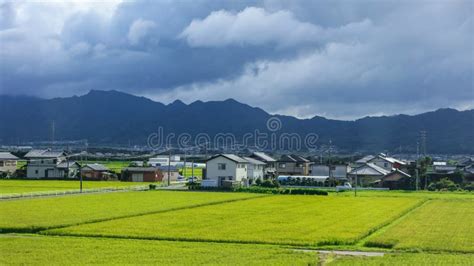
top-left (203, 154), bottom-right (248, 187)
top-left (311, 164), bottom-right (349, 181)
top-left (276, 154), bottom-right (311, 175)
top-left (348, 163), bottom-right (390, 186)
top-left (354, 155), bottom-right (376, 167)
top-left (380, 169), bottom-right (412, 190)
top-left (56, 161), bottom-right (81, 178)
top-left (366, 153), bottom-right (406, 171)
top-left (148, 155), bottom-right (181, 167)
top-left (122, 167), bottom-right (163, 182)
top-left (243, 157), bottom-right (265, 184)
top-left (25, 149), bottom-right (67, 179)
top-left (250, 152), bottom-right (277, 178)
top-left (157, 165), bottom-right (180, 182)
top-left (80, 163), bottom-right (111, 180)
top-left (0, 152), bottom-right (19, 175)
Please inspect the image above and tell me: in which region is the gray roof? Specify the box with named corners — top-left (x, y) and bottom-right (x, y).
top-left (349, 163), bottom-right (390, 176)
top-left (82, 163), bottom-right (109, 171)
top-left (252, 152), bottom-right (276, 162)
top-left (206, 154), bottom-right (248, 163)
top-left (0, 152), bottom-right (19, 160)
top-left (279, 154), bottom-right (310, 163)
top-left (385, 169), bottom-right (411, 178)
top-left (56, 161), bottom-right (80, 168)
top-left (123, 167), bottom-right (159, 172)
top-left (356, 155), bottom-right (375, 164)
top-left (374, 155), bottom-right (406, 165)
top-left (25, 149), bottom-right (65, 158)
top-left (243, 157), bottom-right (266, 165)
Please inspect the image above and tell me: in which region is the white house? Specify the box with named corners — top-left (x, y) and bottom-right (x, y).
top-left (56, 161), bottom-right (81, 178)
top-left (0, 152), bottom-right (19, 175)
top-left (366, 153), bottom-right (406, 171)
top-left (203, 154), bottom-right (248, 187)
top-left (243, 157), bottom-right (265, 184)
top-left (25, 149), bottom-right (67, 179)
top-left (250, 152), bottom-right (277, 177)
top-left (311, 164), bottom-right (349, 181)
top-left (148, 155), bottom-right (181, 167)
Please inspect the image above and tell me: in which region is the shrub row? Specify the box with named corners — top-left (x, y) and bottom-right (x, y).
top-left (427, 178), bottom-right (474, 192)
top-left (187, 183), bottom-right (328, 195)
top-left (234, 186), bottom-right (328, 196)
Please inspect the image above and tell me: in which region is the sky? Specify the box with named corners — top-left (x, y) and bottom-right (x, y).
top-left (0, 0), bottom-right (472, 120)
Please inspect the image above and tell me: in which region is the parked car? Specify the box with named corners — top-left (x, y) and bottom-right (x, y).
top-left (187, 177), bottom-right (199, 183)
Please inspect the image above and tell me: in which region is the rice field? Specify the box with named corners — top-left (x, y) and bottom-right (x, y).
top-left (0, 180), bottom-right (150, 194)
top-left (337, 189), bottom-right (474, 199)
top-left (180, 167), bottom-right (203, 178)
top-left (365, 199), bottom-right (474, 252)
top-left (0, 235), bottom-right (318, 265)
top-left (1, 188), bottom-right (473, 265)
top-left (0, 191), bottom-right (262, 232)
top-left (328, 252), bottom-right (474, 265)
top-left (46, 195), bottom-right (422, 246)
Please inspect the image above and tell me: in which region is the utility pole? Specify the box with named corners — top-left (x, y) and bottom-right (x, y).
top-left (183, 152), bottom-right (187, 178)
top-left (191, 160), bottom-right (195, 179)
top-left (167, 150), bottom-right (171, 186)
top-left (328, 140), bottom-right (334, 187)
top-left (66, 153), bottom-right (69, 179)
top-left (51, 120), bottom-right (55, 149)
top-left (420, 130), bottom-right (427, 157)
top-left (354, 167), bottom-right (358, 197)
top-left (415, 168), bottom-right (419, 191)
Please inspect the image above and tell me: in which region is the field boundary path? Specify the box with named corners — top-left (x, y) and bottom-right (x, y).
top-left (295, 249), bottom-right (385, 257)
top-left (355, 198), bottom-right (430, 246)
top-left (0, 185), bottom-right (150, 200)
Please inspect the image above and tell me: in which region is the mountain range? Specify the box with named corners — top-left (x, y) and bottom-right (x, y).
top-left (1, 90), bottom-right (473, 153)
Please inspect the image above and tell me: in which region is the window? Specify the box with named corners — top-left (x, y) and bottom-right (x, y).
top-left (0, 161), bottom-right (3, 167)
top-left (384, 162), bottom-right (388, 168)
top-left (35, 170), bottom-right (39, 174)
top-left (279, 163), bottom-right (286, 168)
top-left (218, 163), bottom-right (226, 170)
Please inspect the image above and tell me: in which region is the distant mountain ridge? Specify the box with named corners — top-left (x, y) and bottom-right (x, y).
top-left (0, 90), bottom-right (473, 153)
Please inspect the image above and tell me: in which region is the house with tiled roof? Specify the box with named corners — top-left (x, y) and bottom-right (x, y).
top-left (204, 154), bottom-right (249, 187)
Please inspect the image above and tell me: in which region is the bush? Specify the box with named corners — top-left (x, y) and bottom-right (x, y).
top-left (463, 183), bottom-right (474, 191)
top-left (428, 178), bottom-right (459, 191)
top-left (259, 179), bottom-right (280, 188)
top-left (234, 186), bottom-right (328, 196)
top-left (148, 184), bottom-right (157, 190)
top-left (186, 181), bottom-right (201, 190)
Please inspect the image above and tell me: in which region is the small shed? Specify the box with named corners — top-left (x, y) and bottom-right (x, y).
top-left (380, 169), bottom-right (412, 190)
top-left (157, 165), bottom-right (180, 182)
top-left (81, 163), bottom-right (110, 180)
top-left (122, 167), bottom-right (163, 182)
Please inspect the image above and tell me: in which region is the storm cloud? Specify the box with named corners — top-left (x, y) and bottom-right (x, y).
top-left (0, 0), bottom-right (472, 119)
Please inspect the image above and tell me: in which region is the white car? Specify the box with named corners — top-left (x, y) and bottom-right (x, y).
top-left (187, 177), bottom-right (199, 183)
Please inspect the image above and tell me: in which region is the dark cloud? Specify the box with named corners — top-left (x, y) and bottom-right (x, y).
top-left (0, 0), bottom-right (472, 119)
